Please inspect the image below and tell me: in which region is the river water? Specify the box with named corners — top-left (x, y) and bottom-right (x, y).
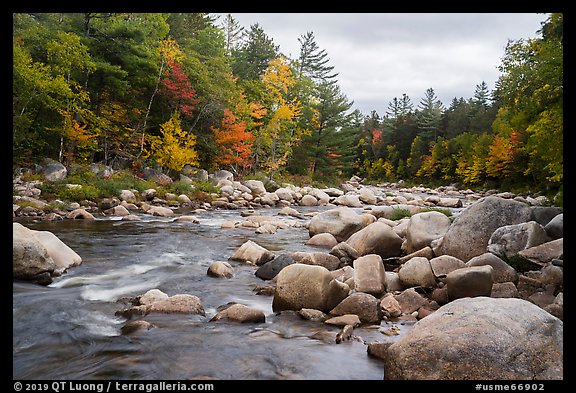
top-left (13, 206), bottom-right (417, 380)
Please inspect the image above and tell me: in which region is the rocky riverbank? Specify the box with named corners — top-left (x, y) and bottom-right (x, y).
top-left (13, 161), bottom-right (563, 380)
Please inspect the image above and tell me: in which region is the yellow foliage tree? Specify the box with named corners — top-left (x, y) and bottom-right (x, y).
top-left (257, 56), bottom-right (304, 177)
top-left (147, 112), bottom-right (198, 172)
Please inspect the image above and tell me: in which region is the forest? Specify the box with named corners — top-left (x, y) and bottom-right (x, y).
top-left (12, 13), bottom-right (563, 197)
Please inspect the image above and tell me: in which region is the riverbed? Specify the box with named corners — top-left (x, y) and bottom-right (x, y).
top-left (13, 207), bottom-right (415, 380)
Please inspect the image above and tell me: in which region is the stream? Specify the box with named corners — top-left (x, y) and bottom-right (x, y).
top-left (13, 206), bottom-right (418, 380)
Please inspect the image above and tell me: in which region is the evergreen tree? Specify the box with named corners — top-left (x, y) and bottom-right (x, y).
top-left (220, 14), bottom-right (244, 55)
top-left (232, 23), bottom-right (279, 81)
top-left (416, 87), bottom-right (444, 143)
top-left (296, 31), bottom-right (338, 83)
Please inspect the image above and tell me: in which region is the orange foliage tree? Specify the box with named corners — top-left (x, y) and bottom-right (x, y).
top-left (211, 108), bottom-right (254, 174)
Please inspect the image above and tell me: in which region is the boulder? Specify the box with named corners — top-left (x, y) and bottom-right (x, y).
top-left (380, 293), bottom-right (402, 318)
top-left (398, 257), bottom-right (436, 288)
top-left (306, 233), bottom-right (339, 248)
top-left (359, 187), bottom-right (377, 205)
top-left (446, 265), bottom-right (494, 301)
top-left (66, 208), bottom-right (96, 220)
top-left (329, 242), bottom-right (360, 266)
top-left (517, 238), bottom-right (563, 266)
top-left (345, 221), bottom-right (403, 259)
top-left (29, 229), bottom-right (82, 275)
top-left (207, 261), bottom-right (234, 278)
top-left (210, 303), bottom-right (265, 323)
top-left (544, 213), bottom-right (563, 239)
top-left (272, 264), bottom-right (349, 312)
top-left (13, 223), bottom-right (82, 284)
top-left (429, 255), bottom-right (466, 278)
top-left (300, 194), bottom-right (318, 206)
top-left (487, 221), bottom-right (551, 258)
top-left (290, 251), bottom-right (341, 271)
top-left (334, 194), bottom-right (362, 208)
top-left (353, 254), bottom-right (387, 297)
top-left (308, 207), bottom-right (365, 242)
top-left (229, 240), bottom-right (274, 266)
top-left (244, 180), bottom-right (267, 196)
top-left (403, 211), bottom-right (451, 254)
top-left (466, 253), bottom-right (518, 284)
top-left (441, 196), bottom-right (533, 262)
top-left (255, 254), bottom-right (295, 280)
top-left (394, 288), bottom-right (429, 314)
top-left (382, 297), bottom-right (563, 380)
top-left (39, 158), bottom-right (67, 181)
top-left (13, 223), bottom-right (56, 284)
top-left (329, 292), bottom-right (382, 323)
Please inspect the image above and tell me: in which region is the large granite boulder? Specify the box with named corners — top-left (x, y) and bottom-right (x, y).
top-left (441, 196), bottom-right (533, 262)
top-left (382, 297), bottom-right (563, 380)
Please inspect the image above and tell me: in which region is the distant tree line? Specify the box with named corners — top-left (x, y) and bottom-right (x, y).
top-left (13, 13), bottom-right (562, 196)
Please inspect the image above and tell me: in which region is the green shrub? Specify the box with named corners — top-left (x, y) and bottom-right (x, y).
top-left (192, 180), bottom-right (220, 194)
top-left (389, 207), bottom-right (412, 220)
top-left (420, 207), bottom-right (453, 217)
top-left (168, 180), bottom-right (195, 195)
top-left (58, 184), bottom-right (100, 202)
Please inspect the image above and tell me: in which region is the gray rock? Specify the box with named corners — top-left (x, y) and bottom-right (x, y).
top-left (446, 265), bottom-right (494, 301)
top-left (353, 254), bottom-right (387, 297)
top-left (66, 208), bottom-right (96, 220)
top-left (530, 206), bottom-right (563, 226)
top-left (39, 158), bottom-right (67, 182)
top-left (345, 221), bottom-right (403, 259)
top-left (272, 264), bottom-right (349, 313)
top-left (544, 213), bottom-right (563, 239)
top-left (13, 223), bottom-right (56, 284)
top-left (487, 221), bottom-right (551, 258)
top-left (441, 196), bottom-right (533, 262)
top-left (429, 255), bottom-right (466, 278)
top-left (229, 240), bottom-right (274, 266)
top-left (329, 242), bottom-right (360, 265)
top-left (382, 297), bottom-right (563, 380)
top-left (290, 252), bottom-right (341, 271)
top-left (466, 253), bottom-right (519, 284)
top-left (329, 292), bottom-right (382, 323)
top-left (403, 211), bottom-right (451, 254)
top-left (300, 194), bottom-right (318, 206)
top-left (207, 261), bottom-right (234, 278)
top-left (255, 254), bottom-right (295, 280)
top-left (398, 257), bottom-right (436, 288)
top-left (517, 238), bottom-right (563, 266)
top-left (307, 233), bottom-right (339, 248)
top-left (334, 194), bottom-right (362, 208)
top-left (210, 303), bottom-right (265, 323)
top-left (243, 180), bottom-right (267, 195)
top-left (309, 207), bottom-right (366, 242)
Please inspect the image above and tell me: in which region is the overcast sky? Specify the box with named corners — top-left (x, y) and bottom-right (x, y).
top-left (213, 13), bottom-right (549, 116)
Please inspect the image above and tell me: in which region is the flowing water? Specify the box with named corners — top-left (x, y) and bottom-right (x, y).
top-left (13, 207), bottom-right (415, 380)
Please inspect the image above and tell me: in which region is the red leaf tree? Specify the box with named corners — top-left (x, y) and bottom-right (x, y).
top-left (160, 61), bottom-right (198, 117)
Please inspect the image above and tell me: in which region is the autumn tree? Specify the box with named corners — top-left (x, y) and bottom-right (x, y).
top-left (211, 108), bottom-right (254, 174)
top-left (256, 56), bottom-right (303, 178)
top-left (147, 111), bottom-right (198, 172)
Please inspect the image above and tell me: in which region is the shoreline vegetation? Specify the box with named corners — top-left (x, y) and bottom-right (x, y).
top-left (13, 13), bottom-right (562, 206)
